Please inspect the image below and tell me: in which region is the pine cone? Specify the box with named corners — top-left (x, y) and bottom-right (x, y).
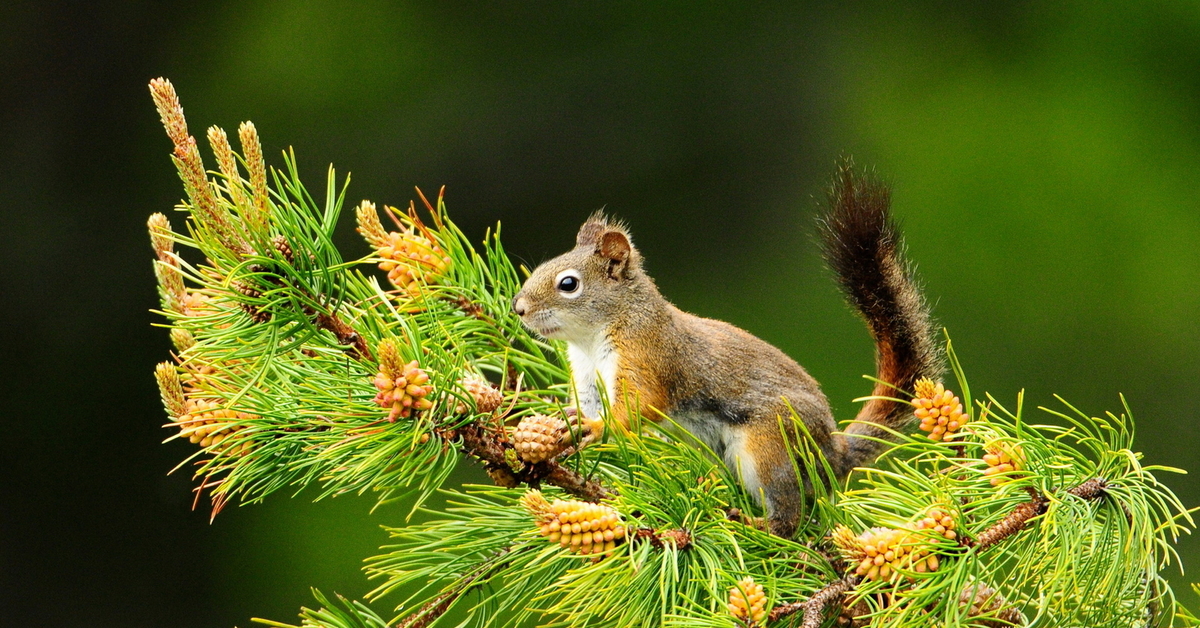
top-left (512, 413), bottom-right (569, 463)
top-left (454, 376), bottom-right (502, 414)
top-left (912, 378), bottom-right (969, 441)
top-left (522, 491), bottom-right (626, 556)
top-left (727, 576), bottom-right (767, 625)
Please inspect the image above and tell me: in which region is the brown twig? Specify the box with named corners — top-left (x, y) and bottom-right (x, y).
top-left (634, 527), bottom-right (693, 550)
top-left (769, 576), bottom-right (859, 626)
top-left (969, 487), bottom-right (1049, 552)
top-left (313, 311), bottom-right (371, 360)
top-left (965, 478), bottom-right (1109, 552)
top-left (394, 548), bottom-right (511, 628)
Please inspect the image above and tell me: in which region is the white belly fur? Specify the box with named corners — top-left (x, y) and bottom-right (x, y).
top-left (567, 335), bottom-right (618, 419)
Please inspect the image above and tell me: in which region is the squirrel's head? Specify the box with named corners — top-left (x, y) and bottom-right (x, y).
top-left (513, 212), bottom-right (648, 343)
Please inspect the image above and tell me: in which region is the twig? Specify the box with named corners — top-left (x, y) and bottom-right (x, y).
top-left (394, 548), bottom-right (511, 628)
top-left (634, 527), bottom-right (693, 550)
top-left (768, 576), bottom-right (858, 626)
top-left (965, 477), bottom-right (1108, 551)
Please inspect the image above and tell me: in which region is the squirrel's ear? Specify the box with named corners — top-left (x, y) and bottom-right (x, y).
top-left (576, 216), bottom-right (606, 247)
top-left (598, 230), bottom-right (632, 279)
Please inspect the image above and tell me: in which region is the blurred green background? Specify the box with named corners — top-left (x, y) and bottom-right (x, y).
top-left (3, 1), bottom-right (1199, 626)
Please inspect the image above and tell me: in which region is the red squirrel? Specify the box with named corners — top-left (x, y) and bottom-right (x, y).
top-left (512, 163), bottom-right (942, 537)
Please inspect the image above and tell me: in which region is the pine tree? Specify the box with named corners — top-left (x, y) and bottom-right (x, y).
top-left (146, 78), bottom-right (1197, 628)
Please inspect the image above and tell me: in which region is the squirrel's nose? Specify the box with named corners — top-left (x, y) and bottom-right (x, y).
top-left (512, 296), bottom-right (528, 317)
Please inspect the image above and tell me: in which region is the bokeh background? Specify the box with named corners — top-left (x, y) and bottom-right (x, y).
top-left (3, 1), bottom-right (1199, 626)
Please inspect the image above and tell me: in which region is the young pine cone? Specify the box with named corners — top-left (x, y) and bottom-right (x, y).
top-left (727, 577), bottom-right (767, 626)
top-left (914, 506), bottom-right (958, 541)
top-left (453, 376), bottom-right (503, 415)
top-left (831, 525), bottom-right (939, 583)
top-left (176, 398), bottom-right (255, 456)
top-left (512, 413), bottom-right (569, 463)
top-left (373, 360), bottom-right (433, 422)
top-left (521, 491), bottom-right (625, 556)
top-left (912, 378), bottom-right (969, 441)
top-left (982, 442), bottom-right (1025, 486)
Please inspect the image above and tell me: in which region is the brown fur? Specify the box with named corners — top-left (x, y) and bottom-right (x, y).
top-left (512, 165), bottom-right (940, 537)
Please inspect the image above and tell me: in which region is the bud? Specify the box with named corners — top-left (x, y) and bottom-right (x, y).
top-left (912, 377), bottom-right (969, 441)
top-left (832, 521), bottom-right (943, 583)
top-left (373, 339), bottom-right (433, 421)
top-left (915, 505), bottom-right (958, 541)
top-left (207, 126), bottom-right (250, 213)
top-left (148, 213), bottom-right (186, 310)
top-left (356, 202), bottom-right (451, 298)
top-left (522, 491), bottom-right (626, 556)
top-left (155, 362), bottom-right (188, 419)
top-left (727, 577), bottom-right (767, 625)
top-left (982, 441), bottom-right (1025, 486)
top-left (170, 328), bottom-right (196, 352)
top-left (238, 121), bottom-right (270, 231)
top-left (175, 397), bottom-right (256, 456)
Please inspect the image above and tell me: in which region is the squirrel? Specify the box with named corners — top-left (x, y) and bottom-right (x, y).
top-left (511, 162), bottom-right (942, 538)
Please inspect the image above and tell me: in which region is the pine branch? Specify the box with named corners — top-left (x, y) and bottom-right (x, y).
top-left (768, 575), bottom-right (858, 626)
top-left (145, 79), bottom-right (1199, 628)
top-left (393, 549), bottom-right (511, 628)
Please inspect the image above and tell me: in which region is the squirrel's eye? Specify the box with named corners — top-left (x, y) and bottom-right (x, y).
top-left (555, 270), bottom-right (582, 298)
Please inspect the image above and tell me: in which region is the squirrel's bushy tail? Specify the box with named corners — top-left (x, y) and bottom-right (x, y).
top-left (819, 160), bottom-right (943, 477)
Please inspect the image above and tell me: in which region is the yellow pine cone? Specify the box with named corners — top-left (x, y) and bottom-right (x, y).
top-left (512, 413), bottom-right (569, 463)
top-left (727, 577), bottom-right (767, 625)
top-left (982, 442), bottom-right (1024, 486)
top-left (522, 490), bottom-right (626, 556)
top-left (373, 359), bottom-right (433, 422)
top-left (840, 526), bottom-right (940, 582)
top-left (176, 397), bottom-right (255, 456)
top-left (912, 377), bottom-right (969, 441)
top-left (454, 375), bottom-right (503, 415)
top-left (915, 506), bottom-right (958, 541)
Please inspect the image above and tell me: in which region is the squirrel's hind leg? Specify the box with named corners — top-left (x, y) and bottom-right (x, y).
top-left (724, 420), bottom-right (804, 539)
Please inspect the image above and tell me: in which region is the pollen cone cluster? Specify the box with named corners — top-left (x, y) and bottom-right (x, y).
top-left (177, 398), bottom-right (255, 456)
top-left (453, 375), bottom-right (503, 415)
top-left (982, 442), bottom-right (1024, 486)
top-left (521, 491), bottom-right (625, 556)
top-left (912, 378), bottom-right (969, 441)
top-left (727, 577), bottom-right (767, 626)
top-left (512, 413), bottom-right (569, 463)
top-left (355, 201), bottom-right (451, 298)
top-left (157, 362), bottom-right (254, 456)
top-left (915, 506), bottom-right (958, 541)
top-left (372, 339), bottom-right (433, 422)
top-left (832, 524), bottom-right (941, 583)
top-left (373, 360), bottom-right (433, 421)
